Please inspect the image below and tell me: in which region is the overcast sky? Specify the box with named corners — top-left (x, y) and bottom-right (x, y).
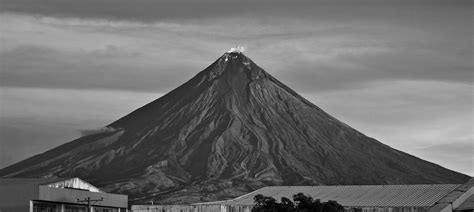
top-left (0, 0), bottom-right (472, 176)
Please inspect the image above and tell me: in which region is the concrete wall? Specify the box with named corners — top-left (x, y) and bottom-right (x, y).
top-left (0, 183), bottom-right (38, 212)
top-left (132, 204), bottom-right (253, 212)
top-left (346, 207), bottom-right (428, 212)
top-left (132, 205), bottom-right (429, 212)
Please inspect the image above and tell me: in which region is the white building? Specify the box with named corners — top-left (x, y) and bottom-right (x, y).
top-left (0, 177), bottom-right (128, 212)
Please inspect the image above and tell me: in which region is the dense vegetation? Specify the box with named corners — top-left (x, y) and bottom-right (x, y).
top-left (252, 193), bottom-right (345, 212)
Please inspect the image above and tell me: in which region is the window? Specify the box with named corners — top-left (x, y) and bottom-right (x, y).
top-left (65, 205), bottom-right (87, 212)
top-left (33, 202), bottom-right (58, 212)
top-left (93, 206), bottom-right (118, 212)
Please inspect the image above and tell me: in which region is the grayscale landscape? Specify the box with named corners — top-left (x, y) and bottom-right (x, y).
top-left (0, 0), bottom-right (472, 206)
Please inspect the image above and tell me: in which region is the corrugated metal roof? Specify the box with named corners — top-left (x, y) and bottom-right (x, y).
top-left (428, 177), bottom-right (474, 211)
top-left (42, 177), bottom-right (103, 192)
top-left (218, 184), bottom-right (460, 207)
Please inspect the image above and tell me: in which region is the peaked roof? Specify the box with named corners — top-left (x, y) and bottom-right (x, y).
top-left (215, 184), bottom-right (460, 207)
top-left (0, 177), bottom-right (103, 193)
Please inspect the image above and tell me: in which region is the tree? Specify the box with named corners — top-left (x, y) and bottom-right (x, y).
top-left (280, 197), bottom-right (295, 211)
top-left (252, 193), bottom-right (345, 212)
top-left (253, 194), bottom-right (278, 212)
top-left (293, 192), bottom-right (315, 211)
top-left (322, 200), bottom-right (345, 212)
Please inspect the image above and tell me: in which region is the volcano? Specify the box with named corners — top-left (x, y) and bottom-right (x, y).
top-left (0, 51), bottom-right (469, 203)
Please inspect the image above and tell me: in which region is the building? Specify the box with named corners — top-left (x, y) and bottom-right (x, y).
top-left (0, 177), bottom-right (128, 212)
top-left (132, 178), bottom-right (473, 212)
top-left (429, 178), bottom-right (474, 212)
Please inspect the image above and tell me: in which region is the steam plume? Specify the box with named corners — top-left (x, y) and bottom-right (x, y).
top-left (227, 45), bottom-right (246, 53)
top-left (79, 126), bottom-right (119, 136)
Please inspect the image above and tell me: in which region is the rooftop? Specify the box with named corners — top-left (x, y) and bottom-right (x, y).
top-left (208, 184), bottom-right (461, 208)
top-left (0, 177), bottom-right (103, 192)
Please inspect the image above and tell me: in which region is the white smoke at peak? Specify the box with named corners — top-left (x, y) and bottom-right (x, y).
top-left (79, 126), bottom-right (119, 136)
top-left (227, 44), bottom-right (246, 53)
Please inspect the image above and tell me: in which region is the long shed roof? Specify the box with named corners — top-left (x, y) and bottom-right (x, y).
top-left (216, 184), bottom-right (460, 207)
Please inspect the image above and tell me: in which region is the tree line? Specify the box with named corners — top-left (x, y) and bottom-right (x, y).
top-left (252, 193), bottom-right (345, 212)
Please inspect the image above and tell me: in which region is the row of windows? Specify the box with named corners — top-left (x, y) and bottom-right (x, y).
top-left (33, 202), bottom-right (119, 212)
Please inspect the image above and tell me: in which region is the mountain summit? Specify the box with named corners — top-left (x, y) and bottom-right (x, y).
top-left (0, 51), bottom-right (469, 203)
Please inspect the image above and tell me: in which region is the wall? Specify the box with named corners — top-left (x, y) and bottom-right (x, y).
top-left (131, 204), bottom-right (253, 212)
top-left (39, 186), bottom-right (128, 208)
top-left (346, 207), bottom-right (428, 212)
top-left (132, 205), bottom-right (430, 212)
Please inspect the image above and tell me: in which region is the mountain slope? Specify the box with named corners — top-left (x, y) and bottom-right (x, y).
top-left (0, 52), bottom-right (469, 203)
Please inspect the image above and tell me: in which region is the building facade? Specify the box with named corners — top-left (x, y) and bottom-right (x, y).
top-left (0, 177), bottom-right (128, 212)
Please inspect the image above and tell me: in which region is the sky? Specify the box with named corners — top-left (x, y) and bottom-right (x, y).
top-left (0, 0), bottom-right (472, 176)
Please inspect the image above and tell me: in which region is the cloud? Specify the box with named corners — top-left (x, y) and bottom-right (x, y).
top-left (0, 117), bottom-right (80, 169)
top-left (414, 141), bottom-right (473, 176)
top-left (303, 80), bottom-right (473, 175)
top-left (0, 1), bottom-right (472, 176)
top-left (0, 87), bottom-right (159, 168)
top-left (79, 126), bottom-right (120, 136)
top-left (0, 0), bottom-right (470, 22)
top-left (417, 141), bottom-right (473, 159)
top-left (0, 0), bottom-right (250, 21)
top-left (309, 80), bottom-right (472, 140)
top-left (1, 12), bottom-right (471, 94)
top-left (0, 44), bottom-right (203, 92)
